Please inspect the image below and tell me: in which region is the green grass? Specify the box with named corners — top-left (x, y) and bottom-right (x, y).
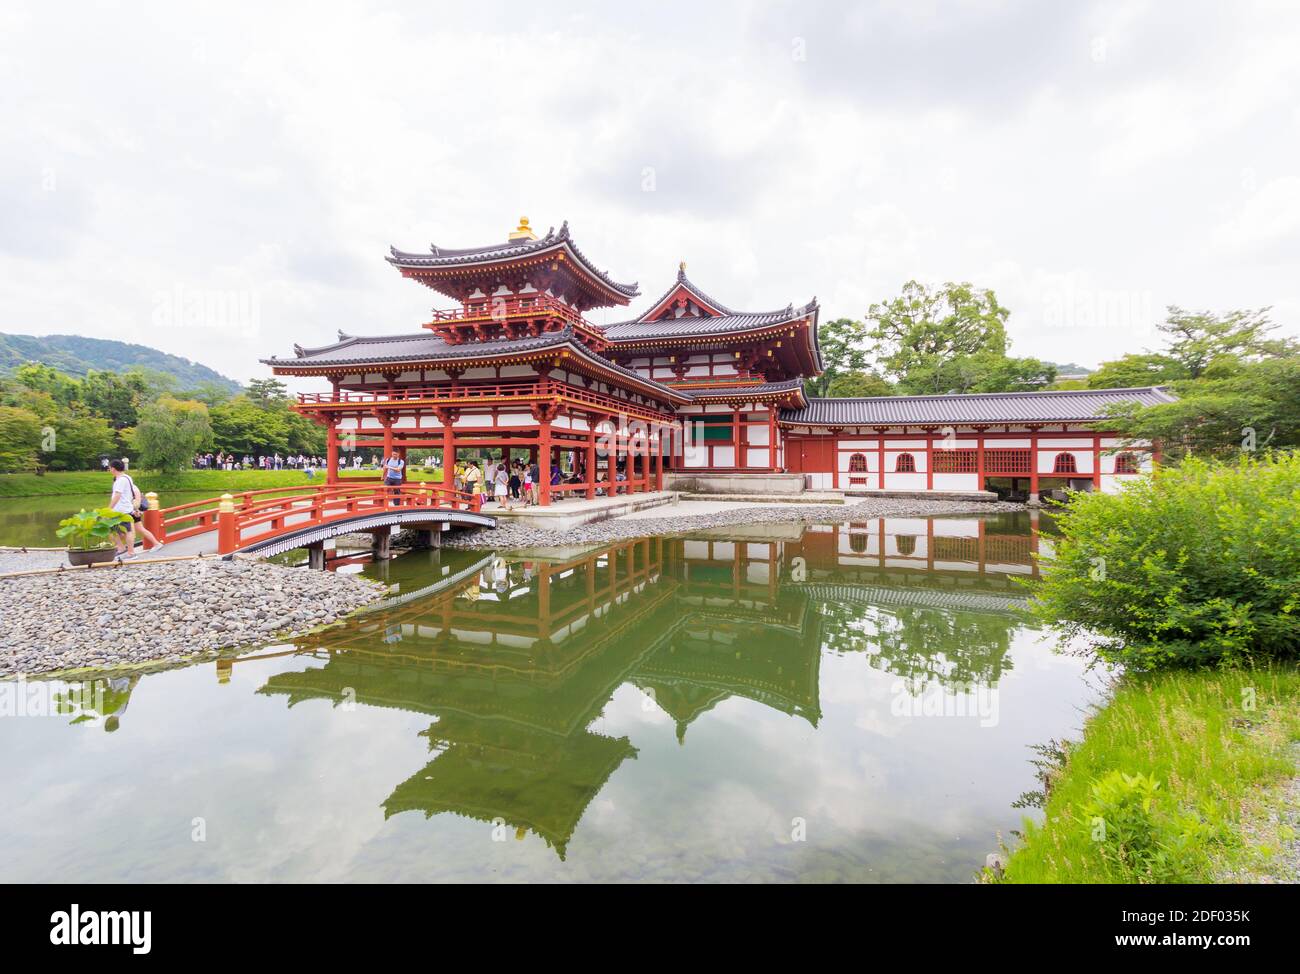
top-left (998, 666), bottom-right (1300, 883)
top-left (0, 467), bottom-right (444, 497)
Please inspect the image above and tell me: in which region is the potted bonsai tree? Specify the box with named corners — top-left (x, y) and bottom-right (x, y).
top-left (56, 508), bottom-right (134, 566)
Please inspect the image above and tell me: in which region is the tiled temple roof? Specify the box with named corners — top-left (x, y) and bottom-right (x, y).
top-left (780, 386), bottom-right (1177, 426)
top-left (679, 378), bottom-right (807, 403)
top-left (385, 220), bottom-right (639, 299)
top-left (601, 304), bottom-right (817, 342)
top-left (262, 326), bottom-right (689, 404)
top-left (634, 264), bottom-right (743, 318)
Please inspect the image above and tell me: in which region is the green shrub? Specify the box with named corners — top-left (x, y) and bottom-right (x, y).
top-left (1081, 770), bottom-right (1218, 883)
top-left (1030, 453), bottom-right (1300, 670)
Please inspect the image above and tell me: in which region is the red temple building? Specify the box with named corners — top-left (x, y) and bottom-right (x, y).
top-left (264, 217), bottom-right (1171, 504)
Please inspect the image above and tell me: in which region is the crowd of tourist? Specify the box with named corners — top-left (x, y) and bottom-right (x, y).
top-left (193, 452), bottom-right (327, 471)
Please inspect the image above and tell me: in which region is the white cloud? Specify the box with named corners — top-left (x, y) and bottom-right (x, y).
top-left (0, 0), bottom-right (1297, 386)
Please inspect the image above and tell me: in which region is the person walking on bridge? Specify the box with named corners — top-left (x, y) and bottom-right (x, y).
top-left (382, 451), bottom-right (405, 506)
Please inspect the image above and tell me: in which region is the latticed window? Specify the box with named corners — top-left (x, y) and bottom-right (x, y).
top-left (848, 452), bottom-right (868, 472)
top-left (1053, 452), bottom-right (1078, 474)
top-left (894, 452), bottom-right (916, 473)
top-left (932, 449), bottom-right (978, 473)
top-left (895, 535), bottom-right (917, 556)
top-left (983, 448), bottom-right (1031, 474)
top-left (1114, 452), bottom-right (1140, 474)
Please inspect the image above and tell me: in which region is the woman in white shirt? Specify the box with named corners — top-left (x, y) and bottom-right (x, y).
top-left (493, 463), bottom-right (510, 507)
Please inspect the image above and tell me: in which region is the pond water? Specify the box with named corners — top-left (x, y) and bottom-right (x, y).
top-left (0, 493), bottom-right (117, 547)
top-left (0, 512), bottom-right (1104, 882)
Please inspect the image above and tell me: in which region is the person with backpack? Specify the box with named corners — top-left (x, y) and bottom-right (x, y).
top-left (108, 460), bottom-right (162, 558)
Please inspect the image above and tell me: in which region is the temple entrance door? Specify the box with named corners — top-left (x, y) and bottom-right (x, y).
top-left (787, 437), bottom-right (832, 476)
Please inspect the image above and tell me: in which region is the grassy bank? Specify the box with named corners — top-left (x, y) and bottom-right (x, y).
top-left (998, 666), bottom-right (1300, 883)
top-left (0, 467), bottom-right (445, 496)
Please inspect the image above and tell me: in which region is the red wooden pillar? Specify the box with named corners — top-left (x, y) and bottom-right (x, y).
top-left (877, 428), bottom-right (886, 491)
top-left (1029, 430), bottom-right (1040, 499)
top-left (977, 433), bottom-right (985, 492)
top-left (538, 420), bottom-right (552, 506)
top-left (440, 411), bottom-right (456, 497)
top-left (326, 422), bottom-right (339, 485)
top-left (926, 429), bottom-right (934, 491)
top-left (1092, 434), bottom-right (1102, 491)
top-left (586, 428), bottom-right (597, 500)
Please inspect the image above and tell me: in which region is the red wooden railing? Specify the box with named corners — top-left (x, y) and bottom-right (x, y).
top-left (428, 293), bottom-right (587, 327)
top-left (144, 484), bottom-right (483, 555)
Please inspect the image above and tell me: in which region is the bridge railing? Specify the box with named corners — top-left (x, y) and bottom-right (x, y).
top-left (143, 484), bottom-right (483, 553)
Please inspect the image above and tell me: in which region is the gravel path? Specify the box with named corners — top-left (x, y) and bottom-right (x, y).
top-left (0, 559), bottom-right (386, 677)
top-left (444, 497), bottom-right (1026, 550)
top-left (0, 549), bottom-right (69, 574)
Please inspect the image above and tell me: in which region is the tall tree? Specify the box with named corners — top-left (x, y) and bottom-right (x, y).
top-left (805, 318), bottom-right (872, 397)
top-left (246, 377), bottom-right (291, 408)
top-left (1158, 306), bottom-right (1296, 379)
top-left (866, 281), bottom-right (1053, 394)
top-left (133, 397), bottom-right (212, 471)
top-left (0, 406), bottom-right (44, 472)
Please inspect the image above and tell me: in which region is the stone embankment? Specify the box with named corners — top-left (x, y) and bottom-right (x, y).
top-left (444, 496), bottom-right (1026, 550)
top-left (0, 558), bottom-right (386, 677)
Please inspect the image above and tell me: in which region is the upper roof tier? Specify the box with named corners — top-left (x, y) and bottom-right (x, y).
top-left (386, 218), bottom-right (640, 312)
top-left (597, 263), bottom-right (822, 378)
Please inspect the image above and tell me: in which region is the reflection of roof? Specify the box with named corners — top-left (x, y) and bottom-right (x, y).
top-left (782, 386), bottom-right (1177, 425)
top-left (632, 607), bottom-right (823, 740)
top-left (791, 582), bottom-right (1030, 616)
top-left (384, 720), bottom-right (635, 859)
top-left (386, 220), bottom-right (639, 299)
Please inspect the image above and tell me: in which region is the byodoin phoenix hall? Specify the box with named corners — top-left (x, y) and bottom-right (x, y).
top-left (265, 218), bottom-right (1170, 503)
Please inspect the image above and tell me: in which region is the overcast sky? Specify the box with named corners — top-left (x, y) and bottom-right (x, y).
top-left (3, 0), bottom-right (1299, 385)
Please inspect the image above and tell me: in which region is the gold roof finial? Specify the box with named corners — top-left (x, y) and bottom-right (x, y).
top-left (679, 259), bottom-right (686, 271)
top-left (509, 216), bottom-right (538, 241)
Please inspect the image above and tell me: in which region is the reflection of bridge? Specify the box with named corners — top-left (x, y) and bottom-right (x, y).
top-left (136, 484), bottom-right (495, 563)
top-left (250, 514), bottom-right (1044, 857)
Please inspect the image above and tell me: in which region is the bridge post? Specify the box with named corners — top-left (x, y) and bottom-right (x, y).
top-left (307, 542), bottom-right (326, 571)
top-left (371, 529), bottom-right (391, 561)
top-left (143, 492), bottom-right (164, 546)
top-left (217, 494), bottom-right (237, 555)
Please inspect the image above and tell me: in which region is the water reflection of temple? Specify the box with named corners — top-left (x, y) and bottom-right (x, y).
top-left (255, 514), bottom-right (1045, 856)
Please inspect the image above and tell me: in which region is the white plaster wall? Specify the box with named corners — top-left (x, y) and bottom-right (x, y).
top-left (933, 473), bottom-right (979, 491)
top-left (1038, 437), bottom-right (1094, 448)
top-left (883, 472), bottom-right (927, 490)
top-left (746, 448), bottom-right (770, 466)
top-left (712, 446), bottom-right (736, 466)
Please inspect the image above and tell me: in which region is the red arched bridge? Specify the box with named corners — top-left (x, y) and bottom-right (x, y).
top-left (138, 484), bottom-right (495, 565)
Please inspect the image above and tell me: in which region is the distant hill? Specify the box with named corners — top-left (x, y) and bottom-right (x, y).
top-left (0, 333), bottom-right (241, 392)
top-left (1046, 361), bottom-right (1094, 376)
